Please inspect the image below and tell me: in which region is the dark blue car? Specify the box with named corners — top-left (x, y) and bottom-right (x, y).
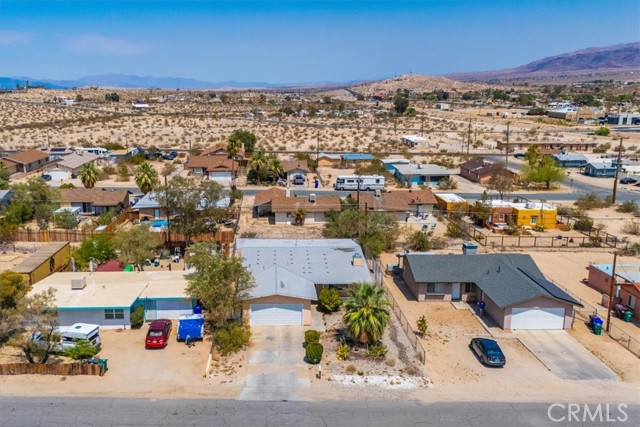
top-left (469, 338), bottom-right (506, 367)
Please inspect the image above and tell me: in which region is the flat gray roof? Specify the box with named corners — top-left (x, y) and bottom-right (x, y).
top-left (393, 163), bottom-right (454, 176)
top-left (236, 239), bottom-right (372, 288)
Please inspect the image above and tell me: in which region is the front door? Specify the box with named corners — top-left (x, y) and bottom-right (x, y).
top-left (451, 283), bottom-right (461, 300)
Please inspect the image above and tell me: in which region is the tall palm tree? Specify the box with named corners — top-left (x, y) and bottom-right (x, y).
top-left (79, 162), bottom-right (100, 188)
top-left (343, 283), bottom-right (390, 345)
top-left (293, 208), bottom-right (306, 226)
top-left (227, 136), bottom-right (242, 187)
top-left (135, 162), bottom-right (159, 194)
top-left (268, 157), bottom-right (284, 185)
top-left (249, 150), bottom-right (268, 184)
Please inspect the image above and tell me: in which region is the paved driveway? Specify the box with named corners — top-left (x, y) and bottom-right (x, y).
top-left (517, 331), bottom-right (618, 381)
top-left (237, 326), bottom-right (310, 401)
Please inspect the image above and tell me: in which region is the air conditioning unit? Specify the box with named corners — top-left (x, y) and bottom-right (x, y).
top-left (375, 189), bottom-right (381, 198)
top-left (71, 276), bottom-right (87, 290)
top-left (309, 193), bottom-right (316, 203)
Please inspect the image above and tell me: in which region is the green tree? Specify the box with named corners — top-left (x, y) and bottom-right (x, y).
top-left (64, 338), bottom-right (100, 360)
top-left (393, 93), bottom-right (409, 114)
top-left (113, 225), bottom-right (161, 270)
top-left (595, 127), bottom-right (610, 136)
top-left (268, 157), bottom-right (284, 184)
top-left (522, 156), bottom-right (566, 190)
top-left (0, 271), bottom-right (29, 309)
top-left (473, 191), bottom-right (492, 226)
top-left (185, 243), bottom-right (254, 328)
top-left (523, 145), bottom-right (542, 166)
top-left (323, 208), bottom-right (398, 257)
top-left (249, 150), bottom-right (268, 184)
top-left (72, 234), bottom-right (116, 270)
top-left (156, 176), bottom-right (226, 245)
top-left (0, 162), bottom-right (11, 190)
top-left (8, 288), bottom-right (59, 364)
top-left (134, 162), bottom-right (159, 194)
top-left (343, 283), bottom-right (390, 345)
top-left (227, 129), bottom-right (257, 153)
top-left (78, 163), bottom-right (100, 188)
top-left (116, 163), bottom-right (131, 182)
top-left (492, 89), bottom-right (510, 101)
top-left (54, 210), bottom-right (79, 229)
top-left (416, 315), bottom-right (428, 337)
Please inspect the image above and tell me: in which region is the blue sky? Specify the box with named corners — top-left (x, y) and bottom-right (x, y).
top-left (1, 0), bottom-right (638, 83)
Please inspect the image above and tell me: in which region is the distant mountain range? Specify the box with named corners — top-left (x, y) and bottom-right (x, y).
top-left (447, 42), bottom-right (640, 83)
top-left (0, 73), bottom-right (362, 90)
top-left (2, 42), bottom-right (638, 89)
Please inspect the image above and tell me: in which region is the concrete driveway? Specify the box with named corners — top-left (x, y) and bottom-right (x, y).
top-left (237, 326), bottom-right (310, 401)
top-left (517, 331), bottom-right (618, 381)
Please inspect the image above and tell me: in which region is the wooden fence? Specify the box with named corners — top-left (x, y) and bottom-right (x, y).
top-left (0, 362), bottom-right (104, 376)
top-left (103, 207), bottom-right (138, 233)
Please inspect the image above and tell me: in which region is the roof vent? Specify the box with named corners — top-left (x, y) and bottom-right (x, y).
top-left (71, 276), bottom-right (87, 290)
top-left (352, 254), bottom-right (363, 267)
top-left (285, 189), bottom-right (291, 198)
top-left (309, 193), bottom-right (316, 203)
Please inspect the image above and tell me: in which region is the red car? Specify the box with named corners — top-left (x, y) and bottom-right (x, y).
top-left (145, 319), bottom-right (172, 349)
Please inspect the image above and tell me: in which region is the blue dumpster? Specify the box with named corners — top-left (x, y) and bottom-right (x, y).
top-left (314, 179), bottom-right (319, 188)
top-left (177, 313), bottom-right (204, 341)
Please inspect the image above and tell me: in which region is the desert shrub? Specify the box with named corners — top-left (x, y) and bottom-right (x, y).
top-left (437, 176), bottom-right (457, 190)
top-left (620, 242), bottom-right (640, 256)
top-left (336, 343), bottom-right (349, 361)
top-left (593, 142), bottom-right (611, 153)
top-left (385, 358), bottom-right (396, 367)
top-left (317, 288), bottom-right (342, 313)
top-left (54, 211), bottom-right (79, 230)
top-left (345, 364), bottom-right (356, 374)
top-left (416, 315), bottom-right (428, 336)
top-left (560, 224), bottom-right (572, 232)
top-left (533, 225), bottom-right (545, 232)
top-left (594, 127), bottom-right (610, 136)
top-left (365, 343), bottom-right (388, 358)
top-left (97, 211), bottom-right (116, 226)
top-left (64, 339), bottom-right (100, 360)
top-left (446, 219), bottom-right (465, 238)
top-left (433, 211), bottom-right (444, 222)
top-left (622, 221), bottom-right (640, 236)
top-left (405, 365), bottom-right (418, 376)
top-left (102, 165), bottom-right (116, 175)
top-left (305, 342), bottom-right (323, 364)
top-left (573, 217), bottom-right (594, 232)
top-left (574, 192), bottom-right (606, 210)
top-left (430, 235), bottom-right (447, 249)
top-left (215, 322), bottom-right (251, 356)
top-left (130, 305), bottom-right (145, 329)
top-left (59, 183), bottom-right (75, 189)
top-left (617, 201), bottom-right (639, 214)
top-left (304, 329), bottom-right (321, 344)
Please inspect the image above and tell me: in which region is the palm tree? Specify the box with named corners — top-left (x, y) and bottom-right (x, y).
top-left (294, 208), bottom-right (306, 226)
top-left (79, 162), bottom-right (100, 188)
top-left (227, 136), bottom-right (242, 187)
top-left (268, 157), bottom-right (284, 185)
top-left (343, 283), bottom-right (390, 345)
top-left (135, 162), bottom-right (159, 194)
top-left (249, 150), bottom-right (268, 184)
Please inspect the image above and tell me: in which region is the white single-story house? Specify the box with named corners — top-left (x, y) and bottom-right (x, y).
top-left (28, 271), bottom-right (196, 329)
top-left (131, 191), bottom-right (231, 220)
top-left (282, 160), bottom-right (311, 182)
top-left (186, 155), bottom-right (234, 186)
top-left (236, 238), bottom-right (373, 326)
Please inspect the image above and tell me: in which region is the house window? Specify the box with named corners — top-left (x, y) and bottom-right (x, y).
top-left (426, 283), bottom-right (446, 294)
top-left (530, 216), bottom-right (538, 225)
top-left (464, 283), bottom-right (477, 293)
top-left (286, 212), bottom-right (292, 218)
top-left (498, 214), bottom-right (505, 221)
top-left (628, 295), bottom-right (636, 309)
top-left (105, 309), bottom-right (124, 320)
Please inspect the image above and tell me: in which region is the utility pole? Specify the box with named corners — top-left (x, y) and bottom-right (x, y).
top-left (466, 119), bottom-right (472, 155)
top-left (505, 122), bottom-right (510, 170)
top-left (356, 175), bottom-right (361, 208)
top-left (364, 202), bottom-right (369, 234)
top-left (164, 174), bottom-right (172, 271)
top-left (420, 116), bottom-right (424, 136)
top-left (46, 127), bottom-right (50, 149)
top-left (606, 252), bottom-right (618, 333)
top-left (611, 136), bottom-right (624, 203)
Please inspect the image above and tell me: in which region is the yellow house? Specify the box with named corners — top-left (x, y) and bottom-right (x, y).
top-left (435, 193), bottom-right (469, 213)
top-left (511, 202), bottom-right (557, 229)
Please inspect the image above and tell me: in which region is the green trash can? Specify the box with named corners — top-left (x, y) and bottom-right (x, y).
top-left (623, 311), bottom-right (633, 323)
top-left (593, 323), bottom-right (602, 335)
top-left (99, 359), bottom-right (108, 373)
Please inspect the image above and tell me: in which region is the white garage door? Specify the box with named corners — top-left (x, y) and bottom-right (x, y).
top-left (250, 304), bottom-right (303, 326)
top-left (511, 307), bottom-right (565, 330)
top-left (155, 299), bottom-right (194, 319)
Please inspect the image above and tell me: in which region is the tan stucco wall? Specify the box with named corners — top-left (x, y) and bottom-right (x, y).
top-left (243, 295), bottom-right (311, 326)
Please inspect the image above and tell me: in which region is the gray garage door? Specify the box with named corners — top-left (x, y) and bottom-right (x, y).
top-left (250, 304), bottom-right (303, 326)
top-left (511, 307), bottom-right (565, 330)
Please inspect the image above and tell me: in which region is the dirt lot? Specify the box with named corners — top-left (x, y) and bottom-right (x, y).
top-left (0, 327), bottom-right (242, 399)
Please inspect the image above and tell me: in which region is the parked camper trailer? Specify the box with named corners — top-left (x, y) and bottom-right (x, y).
top-left (74, 147), bottom-right (110, 158)
top-left (335, 175), bottom-right (385, 191)
top-left (32, 323), bottom-right (101, 352)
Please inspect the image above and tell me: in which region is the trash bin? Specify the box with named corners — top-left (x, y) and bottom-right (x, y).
top-left (193, 305), bottom-right (202, 314)
top-left (314, 179), bottom-right (319, 188)
top-left (623, 311), bottom-right (633, 323)
top-left (154, 259), bottom-right (160, 267)
top-left (98, 358), bottom-right (108, 373)
top-left (590, 315), bottom-right (603, 335)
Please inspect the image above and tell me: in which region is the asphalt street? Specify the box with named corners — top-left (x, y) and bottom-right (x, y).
top-left (0, 397), bottom-right (638, 427)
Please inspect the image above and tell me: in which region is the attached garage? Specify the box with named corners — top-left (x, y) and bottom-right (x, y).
top-left (249, 303), bottom-right (303, 326)
top-left (510, 307), bottom-right (565, 330)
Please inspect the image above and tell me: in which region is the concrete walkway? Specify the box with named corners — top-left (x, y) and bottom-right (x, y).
top-left (517, 330), bottom-right (618, 381)
top-left (237, 326), bottom-right (310, 401)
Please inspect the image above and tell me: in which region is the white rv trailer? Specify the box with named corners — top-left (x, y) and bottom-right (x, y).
top-left (334, 175), bottom-right (385, 191)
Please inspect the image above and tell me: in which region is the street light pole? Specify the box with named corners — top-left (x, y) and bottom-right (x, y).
top-left (606, 252), bottom-right (618, 333)
top-left (164, 174), bottom-right (172, 271)
top-left (505, 122), bottom-right (510, 170)
top-left (611, 136), bottom-right (624, 203)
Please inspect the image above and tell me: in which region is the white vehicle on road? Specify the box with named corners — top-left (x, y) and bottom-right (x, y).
top-left (335, 175), bottom-right (385, 191)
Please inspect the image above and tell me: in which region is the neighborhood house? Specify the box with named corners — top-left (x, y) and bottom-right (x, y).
top-left (60, 188), bottom-right (130, 215)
